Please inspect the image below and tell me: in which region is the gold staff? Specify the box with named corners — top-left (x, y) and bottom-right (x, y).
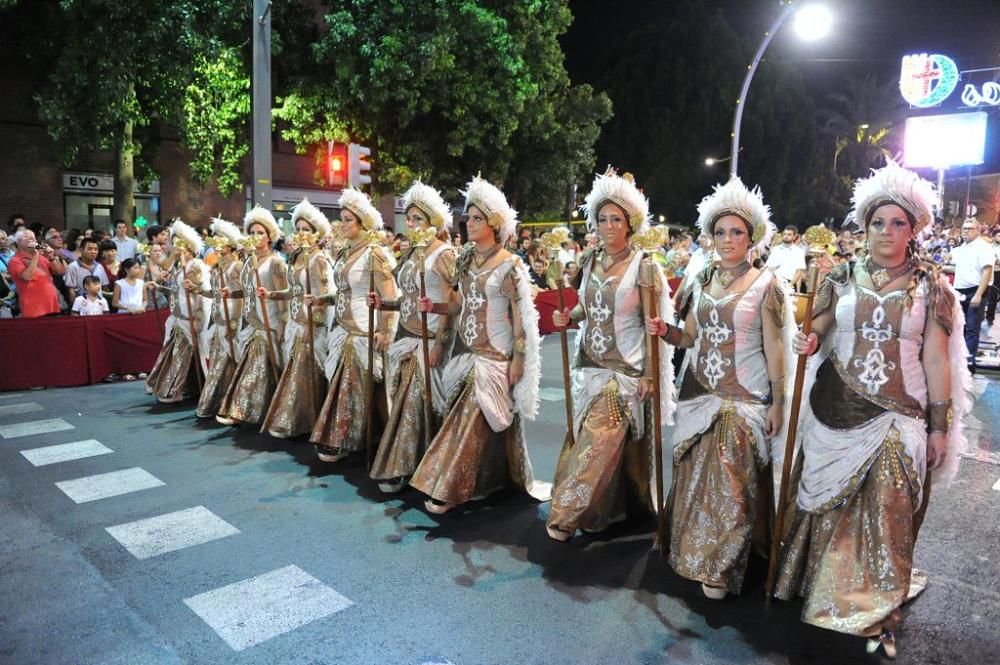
top-left (410, 227), bottom-right (439, 448)
top-left (541, 226), bottom-right (576, 448)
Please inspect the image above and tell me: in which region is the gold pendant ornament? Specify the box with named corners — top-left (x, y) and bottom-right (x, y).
top-left (716, 261), bottom-right (751, 289)
top-left (865, 257), bottom-right (914, 291)
top-left (473, 244), bottom-right (500, 268)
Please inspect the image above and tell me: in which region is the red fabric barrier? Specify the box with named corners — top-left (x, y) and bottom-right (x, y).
top-left (0, 310), bottom-right (166, 391)
top-left (535, 288), bottom-right (580, 335)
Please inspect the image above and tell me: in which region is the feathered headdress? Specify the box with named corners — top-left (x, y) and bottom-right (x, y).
top-left (696, 177), bottom-right (776, 250)
top-left (582, 168), bottom-right (650, 234)
top-left (461, 175), bottom-right (517, 245)
top-left (209, 217), bottom-right (244, 248)
top-left (402, 181), bottom-right (453, 232)
top-left (170, 219), bottom-right (203, 255)
top-left (289, 197), bottom-right (332, 237)
top-left (243, 205), bottom-right (281, 241)
top-left (339, 188), bottom-right (383, 231)
top-left (851, 160), bottom-right (936, 234)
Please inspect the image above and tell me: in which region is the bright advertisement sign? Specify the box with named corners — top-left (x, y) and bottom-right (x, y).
top-left (903, 112), bottom-right (988, 169)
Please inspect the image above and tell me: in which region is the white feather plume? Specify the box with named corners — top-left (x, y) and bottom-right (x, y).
top-left (243, 205), bottom-right (281, 240)
top-left (402, 181), bottom-right (453, 232)
top-left (289, 197), bottom-right (332, 237)
top-left (210, 217), bottom-right (244, 246)
top-left (696, 177), bottom-right (775, 251)
top-left (851, 159), bottom-right (936, 234)
top-left (461, 175), bottom-right (517, 246)
top-left (582, 168), bottom-right (651, 234)
top-left (170, 219), bottom-right (203, 255)
top-left (339, 188), bottom-right (383, 231)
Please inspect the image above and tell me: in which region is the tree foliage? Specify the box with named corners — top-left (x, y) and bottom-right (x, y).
top-left (276, 0), bottom-right (610, 217)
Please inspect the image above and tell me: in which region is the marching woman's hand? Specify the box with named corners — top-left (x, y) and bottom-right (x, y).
top-left (552, 308), bottom-right (571, 328)
top-left (366, 290), bottom-right (382, 309)
top-left (764, 403), bottom-right (783, 439)
top-left (428, 344), bottom-right (443, 368)
top-left (417, 296), bottom-right (434, 313)
top-left (373, 331), bottom-right (390, 353)
top-left (792, 331), bottom-right (818, 356)
top-left (926, 432), bottom-right (948, 470)
top-left (256, 286), bottom-right (269, 300)
top-left (645, 316), bottom-right (668, 337)
top-left (637, 376), bottom-right (654, 402)
top-left (508, 355), bottom-right (524, 386)
top-left (221, 286), bottom-right (230, 298)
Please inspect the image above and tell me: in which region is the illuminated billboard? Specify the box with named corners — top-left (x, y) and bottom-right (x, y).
top-left (903, 112), bottom-right (988, 169)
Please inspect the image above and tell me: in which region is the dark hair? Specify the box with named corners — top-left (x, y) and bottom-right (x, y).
top-left (783, 225), bottom-right (797, 233)
top-left (65, 228), bottom-right (82, 250)
top-left (118, 258), bottom-right (139, 279)
top-left (81, 275), bottom-right (102, 288)
top-left (146, 225), bottom-right (165, 242)
top-left (80, 237), bottom-right (99, 250)
top-left (7, 213), bottom-right (25, 230)
top-left (114, 219), bottom-right (128, 228)
top-left (99, 240), bottom-right (117, 257)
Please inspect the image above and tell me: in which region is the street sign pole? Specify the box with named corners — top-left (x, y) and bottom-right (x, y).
top-left (251, 0), bottom-right (273, 211)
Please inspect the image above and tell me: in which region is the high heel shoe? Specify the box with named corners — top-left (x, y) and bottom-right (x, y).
top-left (425, 499), bottom-right (456, 515)
top-left (865, 630), bottom-right (897, 659)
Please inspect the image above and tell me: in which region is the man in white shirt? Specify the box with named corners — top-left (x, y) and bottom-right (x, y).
top-left (686, 232), bottom-right (715, 277)
top-left (111, 219), bottom-right (139, 261)
top-left (765, 225), bottom-right (806, 289)
top-left (948, 217), bottom-right (994, 371)
top-left (985, 227), bottom-right (1000, 327)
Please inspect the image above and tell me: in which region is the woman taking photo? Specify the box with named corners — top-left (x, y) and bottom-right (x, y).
top-left (546, 170), bottom-right (676, 541)
top-left (646, 178), bottom-right (790, 599)
top-left (775, 162), bottom-right (971, 659)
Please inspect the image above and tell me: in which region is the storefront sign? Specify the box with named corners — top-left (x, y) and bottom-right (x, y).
top-left (62, 172), bottom-right (161, 194)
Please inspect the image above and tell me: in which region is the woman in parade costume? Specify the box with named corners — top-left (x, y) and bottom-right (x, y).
top-left (216, 206), bottom-right (287, 426)
top-left (410, 175), bottom-right (549, 514)
top-left (546, 170), bottom-right (677, 541)
top-left (645, 178), bottom-right (792, 599)
top-left (774, 162), bottom-right (972, 659)
top-left (194, 218), bottom-right (245, 419)
top-left (368, 182), bottom-right (457, 493)
top-left (261, 198), bottom-right (336, 439)
top-left (144, 220), bottom-right (212, 403)
top-left (308, 188), bottom-right (398, 462)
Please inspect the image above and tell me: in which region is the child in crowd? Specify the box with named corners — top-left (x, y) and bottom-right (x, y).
top-left (113, 258), bottom-right (146, 314)
top-left (71, 275), bottom-right (109, 316)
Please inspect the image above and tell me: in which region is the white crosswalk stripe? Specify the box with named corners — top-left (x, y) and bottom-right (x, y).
top-left (0, 417), bottom-right (74, 439)
top-left (0, 392), bottom-right (26, 400)
top-left (106, 506), bottom-right (241, 560)
top-left (55, 467), bottom-right (165, 504)
top-left (0, 402), bottom-right (44, 417)
top-left (20, 439), bottom-right (113, 466)
top-left (992, 477), bottom-right (1000, 491)
top-left (183, 565), bottom-right (354, 652)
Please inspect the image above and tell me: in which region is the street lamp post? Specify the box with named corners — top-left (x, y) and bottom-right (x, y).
top-left (729, 2), bottom-right (832, 179)
top-left (251, 0), bottom-right (273, 210)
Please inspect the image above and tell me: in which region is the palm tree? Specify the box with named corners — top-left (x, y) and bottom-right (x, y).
top-left (822, 74), bottom-right (906, 179)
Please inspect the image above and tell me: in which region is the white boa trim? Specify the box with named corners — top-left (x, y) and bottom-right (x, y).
top-left (511, 259), bottom-right (541, 421)
top-left (942, 291), bottom-right (973, 486)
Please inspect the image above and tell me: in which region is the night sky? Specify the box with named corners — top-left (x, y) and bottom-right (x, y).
top-left (563, 0), bottom-right (1000, 172)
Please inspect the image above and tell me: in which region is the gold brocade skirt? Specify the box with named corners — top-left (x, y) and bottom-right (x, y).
top-left (774, 445), bottom-right (917, 637)
top-left (667, 404), bottom-right (769, 594)
top-left (195, 334), bottom-right (237, 418)
top-left (547, 384), bottom-right (653, 533)
top-left (409, 381), bottom-right (513, 505)
top-left (217, 333), bottom-right (279, 425)
top-left (145, 326), bottom-right (197, 402)
top-left (371, 353), bottom-right (428, 481)
top-left (262, 334), bottom-right (326, 438)
top-left (310, 341), bottom-right (371, 453)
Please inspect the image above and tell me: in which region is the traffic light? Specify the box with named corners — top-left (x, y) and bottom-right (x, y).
top-left (326, 140), bottom-right (347, 188)
top-left (348, 142), bottom-right (372, 188)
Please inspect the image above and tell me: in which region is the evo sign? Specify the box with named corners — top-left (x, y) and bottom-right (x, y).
top-left (900, 53), bottom-right (1000, 108)
top-left (62, 172), bottom-right (161, 194)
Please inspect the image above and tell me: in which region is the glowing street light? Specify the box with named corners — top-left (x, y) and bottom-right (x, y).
top-left (730, 2), bottom-right (832, 178)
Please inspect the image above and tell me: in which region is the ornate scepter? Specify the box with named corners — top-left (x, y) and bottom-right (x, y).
top-left (634, 226), bottom-right (670, 552)
top-left (765, 224), bottom-right (836, 601)
top-left (541, 226), bottom-right (576, 448)
top-left (365, 229), bottom-right (382, 472)
top-left (177, 240), bottom-right (204, 393)
top-left (409, 226), bottom-right (439, 448)
top-left (209, 237), bottom-right (238, 363)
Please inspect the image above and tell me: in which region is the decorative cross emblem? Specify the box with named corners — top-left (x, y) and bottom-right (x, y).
top-left (589, 325), bottom-right (612, 356)
top-left (466, 278), bottom-right (485, 312)
top-left (854, 301), bottom-right (896, 394)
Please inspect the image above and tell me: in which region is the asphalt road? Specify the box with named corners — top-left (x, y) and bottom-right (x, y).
top-left (1, 335), bottom-right (998, 665)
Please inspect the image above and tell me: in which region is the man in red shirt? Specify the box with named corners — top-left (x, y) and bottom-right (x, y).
top-left (9, 228), bottom-right (65, 317)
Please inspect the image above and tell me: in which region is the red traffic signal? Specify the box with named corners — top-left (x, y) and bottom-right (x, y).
top-left (326, 140), bottom-right (347, 188)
